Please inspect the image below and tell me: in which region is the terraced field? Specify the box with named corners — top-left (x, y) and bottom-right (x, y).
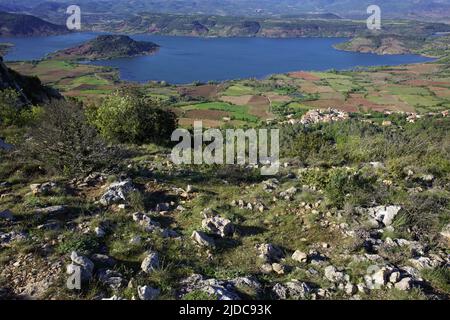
top-left (7, 59), bottom-right (450, 127)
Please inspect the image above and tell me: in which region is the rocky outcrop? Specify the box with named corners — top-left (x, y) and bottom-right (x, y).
top-left (0, 57), bottom-right (61, 105)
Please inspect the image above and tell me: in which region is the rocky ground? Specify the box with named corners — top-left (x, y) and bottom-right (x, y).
top-left (0, 111), bottom-right (449, 301)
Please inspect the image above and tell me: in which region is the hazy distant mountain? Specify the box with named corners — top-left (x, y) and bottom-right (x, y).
top-left (0, 11), bottom-right (68, 36)
top-left (1, 0), bottom-right (449, 21)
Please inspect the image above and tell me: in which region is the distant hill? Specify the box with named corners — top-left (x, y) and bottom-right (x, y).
top-left (48, 35), bottom-right (160, 61)
top-left (0, 11), bottom-right (68, 37)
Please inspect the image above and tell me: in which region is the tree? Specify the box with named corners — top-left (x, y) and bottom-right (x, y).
top-left (92, 91), bottom-right (178, 145)
top-left (25, 100), bottom-right (120, 177)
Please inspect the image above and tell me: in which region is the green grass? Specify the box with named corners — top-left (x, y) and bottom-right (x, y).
top-left (222, 84), bottom-right (256, 96)
top-left (182, 102), bottom-right (259, 122)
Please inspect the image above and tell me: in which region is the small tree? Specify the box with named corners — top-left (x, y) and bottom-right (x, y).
top-left (92, 91), bottom-right (177, 145)
top-left (25, 100), bottom-right (120, 177)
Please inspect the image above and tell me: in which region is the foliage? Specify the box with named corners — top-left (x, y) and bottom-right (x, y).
top-left (92, 91), bottom-right (178, 145)
top-left (23, 99), bottom-right (120, 177)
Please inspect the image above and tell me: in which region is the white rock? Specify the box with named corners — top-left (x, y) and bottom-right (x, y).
top-left (202, 215), bottom-right (234, 238)
top-left (394, 277), bottom-right (413, 291)
top-left (138, 286), bottom-right (160, 300)
top-left (141, 251), bottom-right (160, 273)
top-left (292, 250), bottom-right (308, 263)
top-left (191, 231), bottom-right (215, 247)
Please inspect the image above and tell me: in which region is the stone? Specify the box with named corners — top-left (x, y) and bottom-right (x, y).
top-left (179, 274), bottom-right (240, 300)
top-left (202, 215), bottom-right (234, 237)
top-left (30, 182), bottom-right (56, 196)
top-left (272, 263), bottom-right (286, 275)
top-left (366, 206), bottom-right (402, 227)
top-left (344, 283), bottom-right (357, 295)
top-left (371, 268), bottom-right (390, 287)
top-left (256, 243), bottom-right (284, 262)
top-left (191, 231), bottom-right (215, 247)
top-left (0, 209), bottom-right (14, 221)
top-left (260, 263), bottom-right (273, 274)
top-left (90, 254), bottom-right (116, 268)
top-left (292, 250), bottom-right (308, 263)
top-left (440, 224), bottom-right (450, 241)
top-left (67, 251), bottom-right (94, 281)
top-left (228, 277), bottom-right (262, 295)
top-left (98, 269), bottom-right (123, 290)
top-left (272, 280), bottom-right (312, 299)
top-left (394, 277), bottom-right (413, 291)
top-left (100, 179), bottom-right (136, 206)
top-left (408, 256), bottom-right (442, 270)
top-left (35, 205), bottom-right (68, 215)
top-left (138, 285), bottom-right (160, 300)
top-left (389, 271), bottom-right (401, 284)
top-left (94, 227), bottom-right (106, 238)
top-left (324, 266), bottom-right (347, 283)
top-left (141, 251), bottom-right (160, 273)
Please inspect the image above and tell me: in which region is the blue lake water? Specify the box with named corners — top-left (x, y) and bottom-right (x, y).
top-left (0, 33), bottom-right (433, 84)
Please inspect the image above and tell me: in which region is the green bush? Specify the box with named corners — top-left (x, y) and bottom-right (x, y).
top-left (92, 91), bottom-right (178, 145)
top-left (0, 89), bottom-right (42, 127)
top-left (24, 100), bottom-right (121, 177)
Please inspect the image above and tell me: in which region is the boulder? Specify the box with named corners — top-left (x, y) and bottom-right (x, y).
top-left (366, 206), bottom-right (401, 227)
top-left (292, 250), bottom-right (308, 262)
top-left (256, 243), bottom-right (284, 262)
top-left (30, 182), bottom-right (57, 196)
top-left (98, 269), bottom-right (123, 290)
top-left (141, 251), bottom-right (160, 273)
top-left (201, 215), bottom-right (234, 237)
top-left (138, 285), bottom-right (160, 300)
top-left (272, 280), bottom-right (312, 299)
top-left (100, 179), bottom-right (136, 206)
top-left (67, 251), bottom-right (94, 281)
top-left (191, 231), bottom-right (215, 247)
top-left (394, 277), bottom-right (413, 291)
top-left (179, 274), bottom-right (240, 300)
top-left (324, 266), bottom-right (348, 283)
top-left (35, 205), bottom-right (68, 215)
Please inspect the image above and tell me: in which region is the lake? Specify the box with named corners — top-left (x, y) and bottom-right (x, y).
top-left (0, 33), bottom-right (433, 84)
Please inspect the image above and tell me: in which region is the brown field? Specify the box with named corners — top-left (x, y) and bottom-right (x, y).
top-left (288, 71), bottom-right (320, 81)
top-left (219, 95), bottom-right (253, 105)
top-left (184, 109), bottom-right (230, 120)
top-left (178, 84), bottom-right (221, 99)
top-left (247, 95), bottom-right (272, 119)
top-left (178, 118), bottom-right (223, 128)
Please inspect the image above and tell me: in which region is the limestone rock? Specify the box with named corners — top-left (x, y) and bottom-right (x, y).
top-left (191, 231), bottom-right (215, 247)
top-left (141, 251), bottom-right (160, 273)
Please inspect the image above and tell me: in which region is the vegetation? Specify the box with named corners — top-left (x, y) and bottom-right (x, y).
top-left (91, 91), bottom-right (178, 145)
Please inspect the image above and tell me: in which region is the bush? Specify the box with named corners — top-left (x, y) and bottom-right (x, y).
top-left (24, 100), bottom-right (121, 177)
top-left (0, 89), bottom-right (42, 127)
top-left (92, 91), bottom-right (177, 145)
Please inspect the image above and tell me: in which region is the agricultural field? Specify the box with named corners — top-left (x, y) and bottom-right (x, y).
top-left (7, 58), bottom-right (450, 127)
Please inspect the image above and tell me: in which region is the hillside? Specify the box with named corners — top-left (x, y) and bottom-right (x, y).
top-left (0, 11), bottom-right (68, 37)
top-left (0, 56), bottom-right (61, 104)
top-left (48, 35), bottom-right (160, 61)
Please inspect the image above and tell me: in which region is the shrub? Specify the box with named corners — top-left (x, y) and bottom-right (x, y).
top-left (0, 89), bottom-right (42, 127)
top-left (24, 99), bottom-right (121, 177)
top-left (92, 91), bottom-right (177, 145)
